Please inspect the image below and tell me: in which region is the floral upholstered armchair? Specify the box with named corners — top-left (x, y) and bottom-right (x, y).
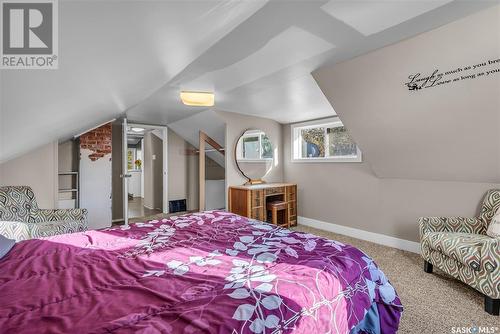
top-left (0, 186), bottom-right (88, 241)
top-left (419, 189), bottom-right (500, 315)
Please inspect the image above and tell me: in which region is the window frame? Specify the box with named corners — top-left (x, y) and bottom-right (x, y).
top-left (291, 117), bottom-right (362, 163)
top-left (236, 130), bottom-right (273, 163)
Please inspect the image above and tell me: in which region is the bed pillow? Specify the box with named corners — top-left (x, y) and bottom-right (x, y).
top-left (486, 207), bottom-right (500, 238)
top-left (0, 234), bottom-right (16, 259)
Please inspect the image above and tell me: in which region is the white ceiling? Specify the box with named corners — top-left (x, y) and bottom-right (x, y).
top-left (168, 110), bottom-right (226, 167)
top-left (0, 0), bottom-right (496, 163)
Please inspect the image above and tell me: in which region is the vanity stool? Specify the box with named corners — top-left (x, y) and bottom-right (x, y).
top-left (266, 201), bottom-right (289, 227)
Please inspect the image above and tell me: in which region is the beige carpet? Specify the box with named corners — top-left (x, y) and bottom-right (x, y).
top-left (125, 214), bottom-right (499, 332)
top-left (293, 225), bottom-right (499, 334)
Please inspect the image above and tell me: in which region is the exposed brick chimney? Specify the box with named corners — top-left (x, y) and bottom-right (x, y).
top-left (79, 123), bottom-right (112, 161)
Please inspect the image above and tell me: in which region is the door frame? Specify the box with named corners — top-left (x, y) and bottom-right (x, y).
top-left (123, 120), bottom-right (168, 226)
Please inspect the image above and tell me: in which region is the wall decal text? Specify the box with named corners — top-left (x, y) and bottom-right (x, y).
top-left (405, 58), bottom-right (499, 91)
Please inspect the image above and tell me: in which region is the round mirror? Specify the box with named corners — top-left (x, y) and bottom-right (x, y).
top-left (235, 129), bottom-right (274, 183)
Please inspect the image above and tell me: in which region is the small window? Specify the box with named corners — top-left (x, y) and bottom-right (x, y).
top-left (291, 118), bottom-right (362, 162)
top-left (236, 130), bottom-right (273, 161)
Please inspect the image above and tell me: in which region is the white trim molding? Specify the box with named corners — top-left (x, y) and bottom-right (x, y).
top-left (298, 216), bottom-right (420, 254)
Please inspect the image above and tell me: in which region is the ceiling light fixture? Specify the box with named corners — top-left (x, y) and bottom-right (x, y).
top-left (180, 91), bottom-right (215, 107)
top-left (131, 127), bottom-right (145, 132)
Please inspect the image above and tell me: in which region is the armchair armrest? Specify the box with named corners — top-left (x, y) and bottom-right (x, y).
top-left (36, 208), bottom-right (88, 222)
top-left (419, 216), bottom-right (485, 237)
top-left (0, 221), bottom-right (32, 242)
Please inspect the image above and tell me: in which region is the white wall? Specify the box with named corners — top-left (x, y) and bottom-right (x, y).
top-left (0, 142), bottom-right (58, 209)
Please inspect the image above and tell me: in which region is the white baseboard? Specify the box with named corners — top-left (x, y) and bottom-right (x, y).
top-left (298, 216), bottom-right (420, 254)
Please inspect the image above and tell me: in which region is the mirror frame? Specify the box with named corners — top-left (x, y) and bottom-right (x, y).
top-left (234, 129), bottom-right (273, 185)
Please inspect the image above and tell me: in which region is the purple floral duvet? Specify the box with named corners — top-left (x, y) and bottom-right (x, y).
top-left (0, 211), bottom-right (402, 333)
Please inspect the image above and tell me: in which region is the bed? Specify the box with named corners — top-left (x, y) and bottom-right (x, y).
top-left (0, 211), bottom-right (402, 333)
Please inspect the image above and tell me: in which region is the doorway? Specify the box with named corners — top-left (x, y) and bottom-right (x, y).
top-left (122, 121), bottom-right (168, 225)
top-left (198, 131), bottom-right (226, 211)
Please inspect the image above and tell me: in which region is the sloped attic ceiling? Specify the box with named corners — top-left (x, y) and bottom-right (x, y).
top-left (0, 0), bottom-right (268, 163)
top-left (168, 110), bottom-right (226, 167)
top-left (313, 5), bottom-right (500, 183)
top-left (1, 0), bottom-right (495, 164)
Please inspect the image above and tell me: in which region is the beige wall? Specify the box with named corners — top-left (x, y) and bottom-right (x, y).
top-left (143, 132), bottom-right (163, 210)
top-left (313, 5), bottom-right (500, 183)
top-left (0, 142), bottom-right (58, 209)
top-left (285, 6), bottom-right (500, 242)
top-left (216, 110), bottom-right (284, 189)
top-left (168, 130), bottom-right (192, 208)
top-left (283, 125), bottom-right (499, 242)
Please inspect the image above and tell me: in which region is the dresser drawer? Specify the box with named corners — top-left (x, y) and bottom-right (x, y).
top-left (265, 187), bottom-right (285, 196)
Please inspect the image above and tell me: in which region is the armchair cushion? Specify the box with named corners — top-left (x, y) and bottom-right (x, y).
top-left (423, 232), bottom-right (492, 271)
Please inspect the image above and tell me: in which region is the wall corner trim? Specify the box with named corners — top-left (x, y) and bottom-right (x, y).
top-left (298, 216), bottom-right (420, 254)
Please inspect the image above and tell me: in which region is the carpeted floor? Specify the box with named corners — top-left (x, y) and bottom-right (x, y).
top-left (293, 225), bottom-right (499, 334)
top-left (126, 214), bottom-right (499, 332)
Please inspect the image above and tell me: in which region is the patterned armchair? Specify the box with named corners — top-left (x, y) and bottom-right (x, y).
top-left (0, 186), bottom-right (88, 241)
top-left (419, 189), bottom-right (500, 315)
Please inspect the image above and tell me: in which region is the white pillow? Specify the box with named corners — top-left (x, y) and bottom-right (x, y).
top-left (486, 207), bottom-right (500, 238)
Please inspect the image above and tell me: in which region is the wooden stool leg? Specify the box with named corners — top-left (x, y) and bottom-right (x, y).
top-left (272, 208), bottom-right (277, 225)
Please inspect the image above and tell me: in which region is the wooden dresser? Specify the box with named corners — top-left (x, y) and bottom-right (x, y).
top-left (228, 183), bottom-right (297, 226)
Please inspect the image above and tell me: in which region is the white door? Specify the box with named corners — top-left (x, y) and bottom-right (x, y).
top-left (80, 129), bottom-right (113, 230)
